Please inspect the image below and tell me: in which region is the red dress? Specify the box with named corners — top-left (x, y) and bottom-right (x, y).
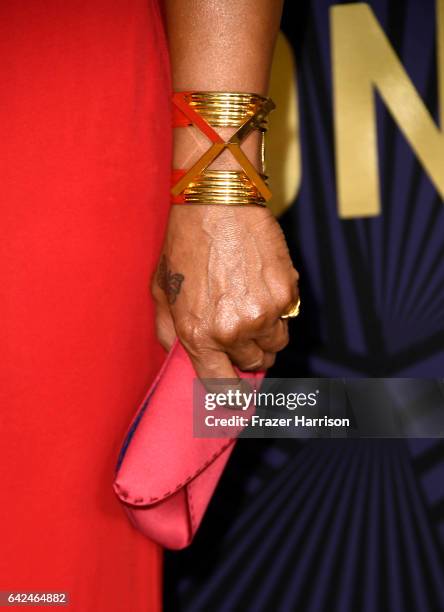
top-left (0, 1), bottom-right (171, 610)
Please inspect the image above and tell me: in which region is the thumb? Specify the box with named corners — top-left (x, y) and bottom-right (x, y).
top-left (187, 346), bottom-right (255, 409)
top-left (188, 346), bottom-right (239, 380)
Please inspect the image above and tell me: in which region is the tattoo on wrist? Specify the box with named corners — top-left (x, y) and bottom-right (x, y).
top-left (157, 255), bottom-right (184, 304)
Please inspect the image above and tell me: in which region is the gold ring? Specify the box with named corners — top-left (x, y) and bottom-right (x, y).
top-left (281, 297), bottom-right (301, 319)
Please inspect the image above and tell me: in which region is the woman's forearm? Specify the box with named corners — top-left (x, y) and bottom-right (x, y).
top-left (165, 0), bottom-right (284, 173)
top-left (164, 0), bottom-right (284, 94)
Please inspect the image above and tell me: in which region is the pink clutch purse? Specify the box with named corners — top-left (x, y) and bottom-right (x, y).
top-left (113, 339), bottom-right (264, 550)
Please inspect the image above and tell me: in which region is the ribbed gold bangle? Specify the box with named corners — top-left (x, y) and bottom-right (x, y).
top-left (181, 170), bottom-right (267, 206)
top-left (184, 91), bottom-right (270, 129)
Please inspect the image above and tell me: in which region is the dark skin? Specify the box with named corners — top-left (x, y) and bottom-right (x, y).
top-left (152, 0), bottom-right (300, 380)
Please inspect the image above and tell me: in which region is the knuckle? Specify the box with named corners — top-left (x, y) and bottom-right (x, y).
top-left (265, 354), bottom-right (276, 369)
top-left (291, 266), bottom-right (300, 283)
top-left (241, 346), bottom-right (266, 371)
top-left (228, 338), bottom-right (266, 371)
top-left (213, 323), bottom-right (240, 346)
top-left (272, 326), bottom-right (289, 351)
top-left (276, 288), bottom-right (294, 312)
top-left (278, 332), bottom-right (290, 351)
top-left (246, 305), bottom-right (270, 330)
top-left (176, 318), bottom-right (200, 345)
top-left (261, 326), bottom-right (289, 353)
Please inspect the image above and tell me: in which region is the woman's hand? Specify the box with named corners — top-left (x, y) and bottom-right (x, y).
top-left (152, 204), bottom-right (299, 379)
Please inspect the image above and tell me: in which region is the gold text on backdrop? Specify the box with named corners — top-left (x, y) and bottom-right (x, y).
top-left (331, 1), bottom-right (444, 218)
